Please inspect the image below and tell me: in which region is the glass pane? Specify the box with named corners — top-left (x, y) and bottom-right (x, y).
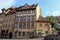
top-left (16, 17), bottom-right (19, 21)
top-left (28, 10), bottom-right (31, 14)
top-left (27, 22), bottom-right (30, 28)
top-left (22, 32), bottom-right (25, 36)
top-left (19, 32), bottom-right (21, 36)
top-left (23, 16), bottom-right (26, 21)
top-left (15, 23), bottom-right (19, 28)
top-left (20, 17), bottom-right (23, 21)
top-left (32, 10), bottom-right (36, 14)
top-left (19, 23), bottom-right (22, 28)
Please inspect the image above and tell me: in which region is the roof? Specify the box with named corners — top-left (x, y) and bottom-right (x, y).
top-left (16, 4), bottom-right (38, 11)
top-left (36, 15), bottom-right (50, 23)
top-left (1, 4), bottom-right (38, 15)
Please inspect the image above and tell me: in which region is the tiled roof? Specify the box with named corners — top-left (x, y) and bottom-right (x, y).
top-left (36, 16), bottom-right (50, 23)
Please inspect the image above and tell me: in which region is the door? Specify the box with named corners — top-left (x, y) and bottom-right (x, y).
top-left (38, 32), bottom-right (42, 38)
top-left (9, 32), bottom-right (13, 39)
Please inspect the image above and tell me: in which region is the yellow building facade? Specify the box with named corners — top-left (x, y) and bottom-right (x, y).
top-left (36, 20), bottom-right (52, 37)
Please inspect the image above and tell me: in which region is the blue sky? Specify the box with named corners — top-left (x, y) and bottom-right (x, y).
top-left (0, 0), bottom-right (60, 17)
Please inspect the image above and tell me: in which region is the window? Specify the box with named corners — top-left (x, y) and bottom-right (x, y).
top-left (31, 16), bottom-right (36, 21)
top-left (17, 12), bottom-right (22, 14)
top-left (14, 31), bottom-right (17, 37)
top-left (23, 11), bottom-right (27, 14)
top-left (27, 32), bottom-right (30, 36)
top-left (17, 12), bottom-right (20, 14)
top-left (19, 23), bottom-right (22, 28)
top-left (27, 22), bottom-right (30, 28)
top-left (20, 11), bottom-right (23, 14)
top-left (45, 24), bottom-right (49, 27)
top-left (23, 16), bottom-right (26, 21)
top-left (22, 32), bottom-right (25, 36)
top-left (19, 32), bottom-right (21, 36)
top-left (40, 24), bottom-right (42, 27)
top-left (12, 18), bottom-right (14, 21)
top-left (23, 22), bottom-right (26, 28)
top-left (28, 10), bottom-right (31, 14)
top-left (11, 23), bottom-right (14, 27)
top-left (27, 16), bottom-right (30, 21)
top-left (31, 22), bottom-right (34, 28)
top-left (15, 23), bottom-right (19, 28)
top-left (5, 24), bottom-right (7, 28)
top-left (16, 17), bottom-right (19, 21)
top-left (20, 17), bottom-right (23, 21)
top-left (8, 24), bottom-right (10, 27)
top-left (32, 10), bottom-right (36, 14)
top-left (45, 31), bottom-right (48, 34)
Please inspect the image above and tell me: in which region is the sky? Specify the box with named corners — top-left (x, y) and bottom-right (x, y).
top-left (0, 0), bottom-right (60, 17)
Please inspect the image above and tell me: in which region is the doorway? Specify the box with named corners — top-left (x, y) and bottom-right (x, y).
top-left (9, 32), bottom-right (13, 39)
top-left (38, 32), bottom-right (42, 38)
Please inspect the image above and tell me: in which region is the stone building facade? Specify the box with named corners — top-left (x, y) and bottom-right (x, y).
top-left (0, 4), bottom-right (42, 39)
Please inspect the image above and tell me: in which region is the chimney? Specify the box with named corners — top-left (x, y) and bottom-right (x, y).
top-left (1, 8), bottom-right (6, 13)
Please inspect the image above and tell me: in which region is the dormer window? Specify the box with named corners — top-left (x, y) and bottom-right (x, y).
top-left (24, 4), bottom-right (29, 6)
top-left (22, 4), bottom-right (29, 9)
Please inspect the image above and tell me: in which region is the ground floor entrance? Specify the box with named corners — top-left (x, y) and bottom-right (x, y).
top-left (0, 30), bottom-right (13, 39)
top-left (38, 32), bottom-right (42, 38)
top-left (14, 31), bottom-right (35, 39)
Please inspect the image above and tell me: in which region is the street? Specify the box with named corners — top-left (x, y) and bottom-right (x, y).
top-left (0, 38), bottom-right (44, 40)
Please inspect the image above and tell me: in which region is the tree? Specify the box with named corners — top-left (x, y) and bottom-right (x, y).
top-left (45, 16), bottom-right (57, 28)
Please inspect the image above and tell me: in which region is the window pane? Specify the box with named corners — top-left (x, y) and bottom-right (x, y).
top-left (20, 17), bottom-right (23, 21)
top-left (14, 31), bottom-right (17, 38)
top-left (17, 11), bottom-right (23, 14)
top-left (27, 16), bottom-right (30, 21)
top-left (31, 22), bottom-right (34, 28)
top-left (31, 16), bottom-right (36, 21)
top-left (28, 10), bottom-right (31, 14)
top-left (23, 22), bottom-right (26, 28)
top-left (22, 32), bottom-right (25, 36)
top-left (23, 16), bottom-right (26, 21)
top-left (45, 31), bottom-right (48, 34)
top-left (19, 23), bottom-right (22, 28)
top-left (16, 17), bottom-right (19, 21)
top-left (27, 22), bottom-right (30, 28)
top-left (40, 24), bottom-right (42, 27)
top-left (15, 23), bottom-right (19, 28)
top-left (19, 32), bottom-right (21, 36)
top-left (32, 10), bottom-right (36, 14)
top-left (23, 11), bottom-right (27, 14)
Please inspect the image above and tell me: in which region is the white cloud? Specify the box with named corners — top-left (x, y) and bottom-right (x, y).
top-left (44, 10), bottom-right (60, 17)
top-left (0, 0), bottom-right (15, 13)
top-left (51, 10), bottom-right (60, 16)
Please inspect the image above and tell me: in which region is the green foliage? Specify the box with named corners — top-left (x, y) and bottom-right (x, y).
top-left (45, 16), bottom-right (57, 28)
